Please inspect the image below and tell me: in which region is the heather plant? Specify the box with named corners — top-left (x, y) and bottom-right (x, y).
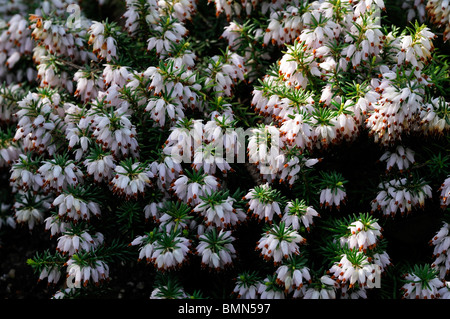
top-left (0, 0), bottom-right (449, 300)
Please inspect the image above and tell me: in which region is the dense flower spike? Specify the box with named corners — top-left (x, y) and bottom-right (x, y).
top-left (328, 250), bottom-right (379, 289)
top-left (193, 191), bottom-right (246, 229)
top-left (38, 155), bottom-right (84, 193)
top-left (439, 176), bottom-right (450, 209)
top-left (56, 230), bottom-right (103, 256)
top-left (401, 264), bottom-right (444, 299)
top-left (66, 257), bottom-right (110, 287)
top-left (275, 255), bottom-right (311, 291)
top-left (13, 191), bottom-right (51, 229)
top-left (427, 0), bottom-right (450, 41)
top-left (151, 229), bottom-right (192, 271)
top-left (256, 222), bottom-right (306, 264)
top-left (341, 215), bottom-right (383, 252)
top-left (171, 169), bottom-right (219, 206)
top-left (257, 274), bottom-right (286, 299)
top-left (430, 222), bottom-right (450, 278)
top-left (51, 186), bottom-right (102, 222)
top-left (318, 171), bottom-right (348, 210)
top-left (371, 176), bottom-right (432, 217)
top-left (302, 275), bottom-right (338, 299)
top-left (110, 159), bottom-right (153, 199)
top-left (233, 271), bottom-right (261, 299)
top-left (244, 183), bottom-right (284, 222)
top-left (88, 21), bottom-right (119, 62)
top-left (282, 199), bottom-right (319, 231)
top-left (379, 145), bottom-right (415, 172)
top-left (196, 228), bottom-right (236, 270)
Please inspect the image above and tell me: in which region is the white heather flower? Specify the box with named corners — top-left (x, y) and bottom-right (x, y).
top-left (319, 171), bottom-right (347, 210)
top-left (233, 271), bottom-right (261, 299)
top-left (244, 183), bottom-right (283, 223)
top-left (203, 114), bottom-right (241, 159)
top-left (379, 145), bottom-right (415, 172)
top-left (204, 51), bottom-right (246, 97)
top-left (299, 10), bottom-right (340, 51)
top-left (0, 204), bottom-right (15, 230)
top-left (0, 83), bottom-right (23, 123)
top-left (372, 251), bottom-right (392, 272)
top-left (371, 177), bottom-right (432, 217)
top-left (279, 113), bottom-right (313, 151)
top-left (282, 199), bottom-right (319, 232)
top-left (131, 230), bottom-right (161, 263)
top-left (278, 40), bottom-right (320, 89)
top-left (52, 192), bottom-right (101, 222)
top-left (151, 230), bottom-right (191, 271)
top-left (257, 275), bottom-right (286, 299)
top-left (149, 155), bottom-right (183, 191)
top-left (263, 4), bottom-right (309, 46)
top-left (83, 152), bottom-right (116, 183)
top-left (147, 18), bottom-right (188, 57)
top-left (439, 176), bottom-right (450, 209)
top-left (73, 69), bottom-right (103, 103)
top-left (90, 104), bottom-right (139, 158)
top-left (145, 97), bottom-right (185, 127)
top-left (247, 125), bottom-right (284, 182)
top-left (88, 21), bottom-right (118, 62)
top-left (164, 117), bottom-right (204, 162)
top-left (13, 92), bottom-right (60, 155)
top-left (221, 21), bottom-right (242, 48)
top-left (430, 222), bottom-right (450, 278)
top-left (427, 0), bottom-right (450, 41)
top-left (353, 0), bottom-right (385, 17)
top-left (111, 160), bottom-right (153, 199)
top-left (275, 149), bottom-right (319, 186)
top-left (402, 0), bottom-right (427, 22)
top-left (192, 141), bottom-right (233, 176)
top-left (340, 286), bottom-right (368, 299)
top-left (275, 255), bottom-right (311, 291)
top-left (303, 275), bottom-right (338, 299)
top-left (143, 63), bottom-right (201, 126)
top-left (171, 170), bottom-right (219, 206)
top-left (156, 201), bottom-right (193, 231)
top-left (196, 229), bottom-right (236, 270)
top-left (38, 157), bottom-right (83, 193)
top-left (328, 251), bottom-right (377, 289)
top-left (38, 266), bottom-right (62, 285)
top-left (401, 265), bottom-right (444, 299)
top-left (66, 257), bottom-right (110, 287)
top-left (341, 14), bottom-right (384, 70)
top-left (365, 66), bottom-right (427, 146)
top-left (256, 222), bottom-right (306, 264)
top-left (56, 231), bottom-right (103, 256)
top-left (396, 28), bottom-right (435, 73)
top-left (149, 276), bottom-right (188, 299)
top-left (52, 288), bottom-right (76, 299)
top-left (44, 214), bottom-right (68, 238)
top-left (0, 143), bottom-right (19, 167)
top-left (420, 97), bottom-right (450, 135)
top-left (341, 216), bottom-right (383, 252)
top-left (439, 282), bottom-right (450, 299)
top-left (13, 191), bottom-right (50, 230)
top-left (102, 64), bottom-right (130, 88)
top-left (9, 154), bottom-right (44, 192)
top-left (193, 192), bottom-right (246, 229)
top-left (144, 202), bottom-right (165, 222)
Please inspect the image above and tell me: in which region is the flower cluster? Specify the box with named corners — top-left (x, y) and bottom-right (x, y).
top-left (1, 0), bottom-right (450, 302)
top-left (401, 264), bottom-right (444, 299)
top-left (371, 176), bottom-right (432, 217)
